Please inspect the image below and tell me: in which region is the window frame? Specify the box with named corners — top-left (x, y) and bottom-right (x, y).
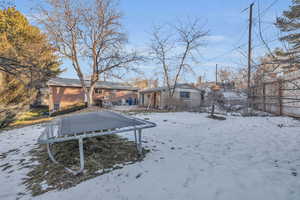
top-left (94, 88), bottom-right (103, 94)
top-left (179, 91), bottom-right (191, 99)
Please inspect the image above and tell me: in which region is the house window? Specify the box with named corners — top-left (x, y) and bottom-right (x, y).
top-left (54, 103), bottom-right (60, 111)
top-left (180, 91), bottom-right (190, 99)
top-left (94, 88), bottom-right (102, 94)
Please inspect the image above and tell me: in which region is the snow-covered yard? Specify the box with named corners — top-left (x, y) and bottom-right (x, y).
top-left (1, 112), bottom-right (300, 200)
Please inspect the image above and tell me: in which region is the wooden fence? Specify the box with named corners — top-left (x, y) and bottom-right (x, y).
top-left (252, 77), bottom-right (300, 118)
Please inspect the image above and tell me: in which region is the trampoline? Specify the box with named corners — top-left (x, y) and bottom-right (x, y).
top-left (38, 111), bottom-right (156, 175)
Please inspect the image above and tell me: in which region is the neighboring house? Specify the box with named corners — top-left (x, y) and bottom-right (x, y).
top-left (196, 81), bottom-right (216, 92)
top-left (222, 90), bottom-right (247, 110)
top-left (139, 84), bottom-right (203, 109)
top-left (47, 78), bottom-right (138, 112)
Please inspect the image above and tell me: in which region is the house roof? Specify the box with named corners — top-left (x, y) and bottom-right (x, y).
top-left (139, 83), bottom-right (201, 93)
top-left (48, 77), bottom-right (138, 91)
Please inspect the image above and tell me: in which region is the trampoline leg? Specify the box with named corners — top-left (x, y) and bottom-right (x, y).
top-left (137, 129), bottom-right (142, 155)
top-left (47, 143), bottom-right (58, 164)
top-left (46, 140), bottom-right (85, 175)
top-left (78, 138), bottom-right (85, 174)
top-left (134, 129), bottom-right (138, 145)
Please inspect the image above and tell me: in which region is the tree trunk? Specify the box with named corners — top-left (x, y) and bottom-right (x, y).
top-left (87, 82), bottom-right (96, 107)
top-left (32, 88), bottom-right (42, 107)
top-left (87, 88), bottom-right (94, 107)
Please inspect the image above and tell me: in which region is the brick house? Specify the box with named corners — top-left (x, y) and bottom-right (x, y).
top-left (47, 78), bottom-right (138, 112)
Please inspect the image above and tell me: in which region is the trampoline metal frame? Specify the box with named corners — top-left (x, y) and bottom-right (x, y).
top-left (38, 114), bottom-right (156, 175)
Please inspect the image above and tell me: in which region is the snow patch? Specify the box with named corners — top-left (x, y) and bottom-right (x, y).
top-left (1, 113), bottom-right (300, 200)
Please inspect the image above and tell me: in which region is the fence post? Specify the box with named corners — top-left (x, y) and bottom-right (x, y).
top-left (263, 83), bottom-right (266, 112)
top-left (278, 79), bottom-right (283, 116)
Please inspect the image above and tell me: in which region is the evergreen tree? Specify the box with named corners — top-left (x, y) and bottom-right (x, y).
top-left (0, 7), bottom-right (62, 106)
top-left (276, 0), bottom-right (300, 54)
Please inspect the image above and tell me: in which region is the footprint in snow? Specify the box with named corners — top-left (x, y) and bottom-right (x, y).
top-left (136, 173), bottom-right (142, 179)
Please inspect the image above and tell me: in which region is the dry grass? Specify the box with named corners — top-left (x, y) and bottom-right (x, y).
top-left (0, 107), bottom-right (51, 131)
top-left (22, 134), bottom-right (149, 196)
top-left (10, 117), bottom-right (53, 127)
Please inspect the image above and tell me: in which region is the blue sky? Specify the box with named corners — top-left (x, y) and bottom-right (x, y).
top-left (15, 0), bottom-right (291, 82)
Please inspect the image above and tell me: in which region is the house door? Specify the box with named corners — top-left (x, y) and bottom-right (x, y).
top-left (141, 94), bottom-right (144, 105)
top-left (153, 92), bottom-right (157, 107)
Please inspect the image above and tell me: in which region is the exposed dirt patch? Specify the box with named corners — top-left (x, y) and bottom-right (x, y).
top-left (22, 134), bottom-right (149, 196)
top-left (207, 115), bottom-right (227, 120)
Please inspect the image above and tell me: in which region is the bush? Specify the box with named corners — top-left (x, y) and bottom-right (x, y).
top-left (50, 103), bottom-right (87, 117)
top-left (0, 111), bottom-right (15, 129)
top-left (17, 107), bottom-right (49, 122)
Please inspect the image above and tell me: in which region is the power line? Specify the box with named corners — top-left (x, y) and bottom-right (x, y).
top-left (258, 0), bottom-right (279, 18)
top-left (203, 0), bottom-right (280, 65)
top-left (204, 37), bottom-right (279, 62)
top-left (252, 0), bottom-right (279, 26)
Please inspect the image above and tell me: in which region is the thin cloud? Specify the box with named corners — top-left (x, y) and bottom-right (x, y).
top-left (204, 35), bottom-right (226, 42)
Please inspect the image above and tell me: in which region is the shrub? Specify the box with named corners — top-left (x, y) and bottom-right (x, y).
top-left (50, 103), bottom-right (87, 117)
top-left (0, 111), bottom-right (15, 129)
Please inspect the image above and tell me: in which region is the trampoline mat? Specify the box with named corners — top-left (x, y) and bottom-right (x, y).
top-left (59, 111), bottom-right (145, 136)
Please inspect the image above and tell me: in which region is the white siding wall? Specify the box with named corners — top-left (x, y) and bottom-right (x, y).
top-left (160, 88), bottom-right (201, 108)
top-left (139, 88), bottom-right (202, 109)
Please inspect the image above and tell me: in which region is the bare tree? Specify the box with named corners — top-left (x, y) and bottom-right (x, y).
top-left (233, 68), bottom-right (248, 90)
top-left (218, 68), bottom-right (233, 84)
top-left (36, 0), bottom-right (140, 106)
top-left (150, 18), bottom-right (208, 98)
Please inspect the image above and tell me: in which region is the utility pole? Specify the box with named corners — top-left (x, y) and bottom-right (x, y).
top-left (247, 3), bottom-right (254, 101)
top-left (215, 64), bottom-right (218, 84)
